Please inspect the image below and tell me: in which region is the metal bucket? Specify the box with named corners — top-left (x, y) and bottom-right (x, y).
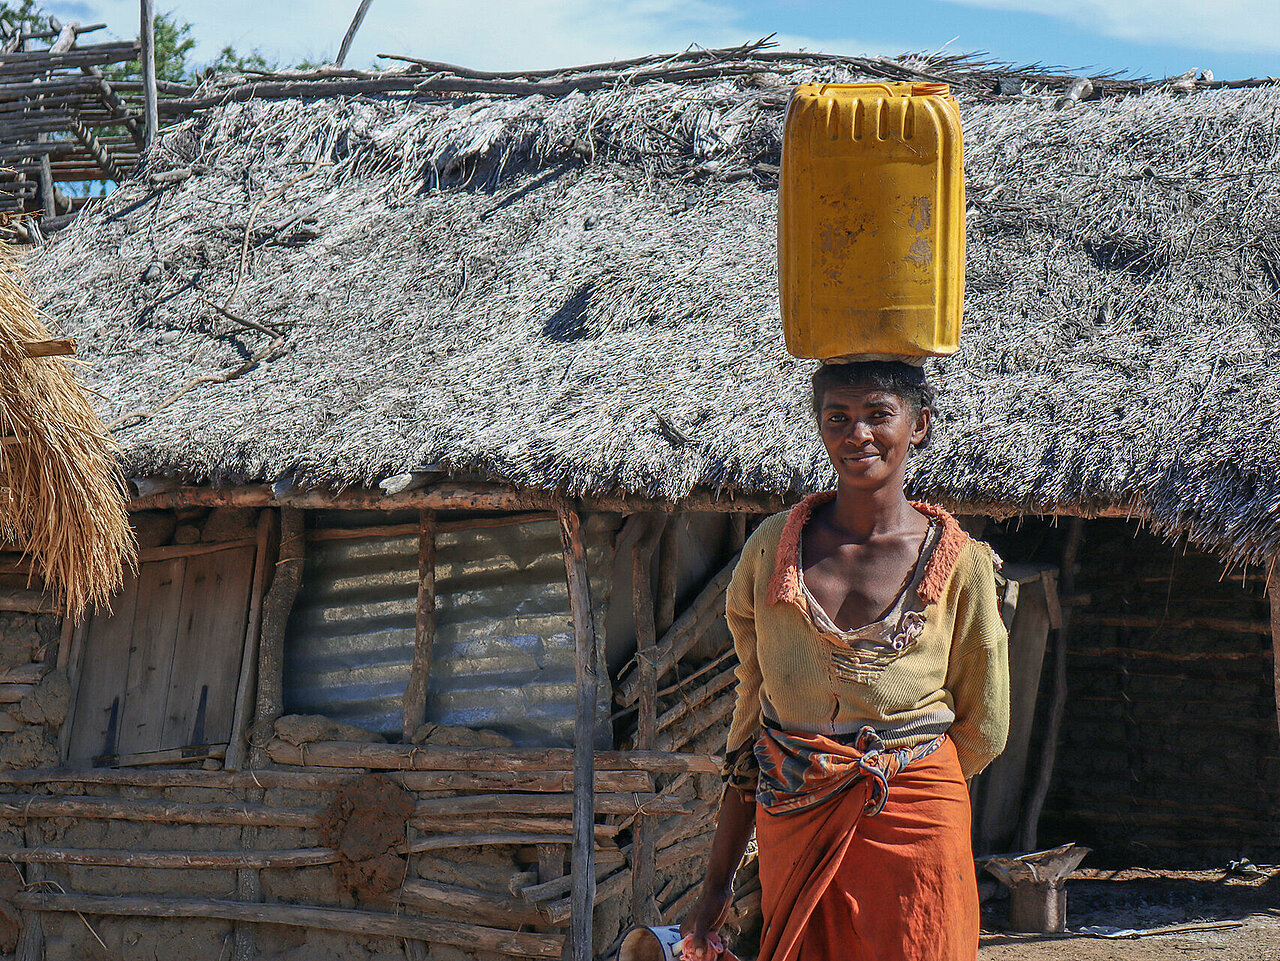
top-left (618, 925), bottom-right (685, 961)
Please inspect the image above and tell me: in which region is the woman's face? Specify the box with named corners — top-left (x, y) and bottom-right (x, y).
top-left (817, 385), bottom-right (930, 491)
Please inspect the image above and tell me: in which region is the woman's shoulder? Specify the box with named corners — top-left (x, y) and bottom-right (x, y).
top-left (733, 511), bottom-right (790, 579)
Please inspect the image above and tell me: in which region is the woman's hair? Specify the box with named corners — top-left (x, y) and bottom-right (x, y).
top-left (810, 361), bottom-right (936, 449)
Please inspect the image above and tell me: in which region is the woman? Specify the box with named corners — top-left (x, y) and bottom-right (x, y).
top-left (681, 360), bottom-right (1009, 961)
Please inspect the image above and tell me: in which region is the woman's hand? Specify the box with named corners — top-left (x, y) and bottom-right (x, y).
top-left (679, 887), bottom-right (733, 960)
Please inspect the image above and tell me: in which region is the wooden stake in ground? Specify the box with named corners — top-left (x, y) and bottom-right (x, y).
top-left (335, 0), bottom-right (375, 67)
top-left (557, 506), bottom-right (598, 961)
top-left (139, 0), bottom-right (157, 149)
top-left (1269, 559), bottom-right (1280, 740)
top-left (631, 514), bottom-right (665, 926)
top-left (403, 508), bottom-right (435, 740)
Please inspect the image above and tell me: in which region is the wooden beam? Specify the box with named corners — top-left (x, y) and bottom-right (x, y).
top-left (0, 765), bottom-right (653, 793)
top-left (126, 481), bottom-right (785, 515)
top-left (557, 505), bottom-right (598, 961)
top-left (264, 739), bottom-right (719, 773)
top-left (0, 845), bottom-right (339, 869)
top-left (403, 508), bottom-right (435, 740)
top-left (14, 892), bottom-right (564, 960)
top-left (70, 119), bottom-right (122, 180)
top-left (80, 64), bottom-right (145, 148)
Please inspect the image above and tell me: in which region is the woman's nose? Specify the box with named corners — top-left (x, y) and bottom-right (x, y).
top-left (848, 420), bottom-right (873, 443)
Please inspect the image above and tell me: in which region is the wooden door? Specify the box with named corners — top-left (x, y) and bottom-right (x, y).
top-left (67, 543), bottom-right (257, 765)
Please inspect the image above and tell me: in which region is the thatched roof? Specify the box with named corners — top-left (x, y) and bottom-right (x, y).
top-left (26, 51), bottom-right (1280, 564)
top-left (0, 245), bottom-right (133, 616)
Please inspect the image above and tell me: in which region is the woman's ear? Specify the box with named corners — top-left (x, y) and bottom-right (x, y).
top-left (912, 406), bottom-right (931, 447)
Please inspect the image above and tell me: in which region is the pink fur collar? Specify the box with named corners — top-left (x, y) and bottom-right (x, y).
top-left (767, 492), bottom-right (970, 608)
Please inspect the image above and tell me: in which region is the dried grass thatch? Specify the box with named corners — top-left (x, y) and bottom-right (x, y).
top-left (25, 51), bottom-right (1280, 565)
top-left (0, 242), bottom-right (133, 616)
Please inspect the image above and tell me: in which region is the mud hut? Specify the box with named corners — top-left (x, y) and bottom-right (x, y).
top-left (0, 45), bottom-right (1275, 960)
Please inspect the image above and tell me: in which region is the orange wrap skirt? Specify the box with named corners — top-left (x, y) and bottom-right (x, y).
top-left (754, 734), bottom-right (979, 961)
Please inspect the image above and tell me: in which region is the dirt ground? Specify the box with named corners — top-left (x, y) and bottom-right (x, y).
top-left (979, 867), bottom-right (1280, 961)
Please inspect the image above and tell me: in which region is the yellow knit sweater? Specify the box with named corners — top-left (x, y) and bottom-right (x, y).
top-left (724, 494), bottom-right (1010, 778)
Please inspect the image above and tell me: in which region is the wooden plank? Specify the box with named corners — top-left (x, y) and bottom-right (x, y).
top-left (66, 569), bottom-right (139, 762)
top-left (1018, 520), bottom-right (1083, 851)
top-left (162, 546), bottom-right (256, 749)
top-left (137, 538), bottom-right (256, 563)
top-left (57, 618), bottom-right (89, 761)
top-left (403, 509), bottom-right (435, 740)
top-left (92, 744), bottom-right (227, 768)
top-left (969, 569), bottom-right (1053, 856)
top-left (117, 558), bottom-right (186, 756)
top-left (557, 506), bottom-right (597, 961)
top-left (20, 338), bottom-right (73, 358)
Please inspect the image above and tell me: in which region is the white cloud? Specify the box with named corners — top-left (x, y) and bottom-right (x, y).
top-left (941, 0), bottom-right (1280, 55)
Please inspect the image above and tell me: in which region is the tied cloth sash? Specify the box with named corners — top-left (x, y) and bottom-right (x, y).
top-left (754, 725), bottom-right (946, 817)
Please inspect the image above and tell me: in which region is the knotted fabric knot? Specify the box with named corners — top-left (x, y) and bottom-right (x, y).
top-left (754, 724), bottom-right (946, 818)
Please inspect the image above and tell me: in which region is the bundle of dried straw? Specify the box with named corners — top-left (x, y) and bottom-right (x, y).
top-left (0, 241), bottom-right (133, 617)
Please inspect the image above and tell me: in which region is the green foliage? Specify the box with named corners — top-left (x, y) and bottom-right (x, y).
top-left (206, 44), bottom-right (277, 76)
top-left (0, 1), bottom-right (53, 34)
top-left (104, 12), bottom-right (196, 83)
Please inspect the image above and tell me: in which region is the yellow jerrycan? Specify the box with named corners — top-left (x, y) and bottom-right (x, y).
top-left (778, 82), bottom-right (965, 360)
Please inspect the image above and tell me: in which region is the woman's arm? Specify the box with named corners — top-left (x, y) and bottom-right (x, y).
top-left (682, 533), bottom-right (766, 957)
top-left (945, 543), bottom-right (1010, 777)
top-left (679, 787), bottom-right (755, 959)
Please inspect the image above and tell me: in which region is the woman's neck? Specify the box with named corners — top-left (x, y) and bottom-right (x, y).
top-left (827, 482), bottom-right (919, 541)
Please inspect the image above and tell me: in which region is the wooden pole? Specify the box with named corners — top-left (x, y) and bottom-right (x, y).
top-left (1019, 518), bottom-right (1084, 851)
top-left (139, 0), bottom-right (157, 150)
top-left (631, 515), bottom-right (665, 926)
top-left (226, 510), bottom-right (277, 771)
top-left (403, 509), bottom-right (435, 740)
top-left (335, 0), bottom-right (375, 67)
top-left (250, 508), bottom-right (304, 766)
top-left (557, 506), bottom-right (597, 961)
top-left (1268, 560), bottom-right (1280, 741)
top-left (656, 520), bottom-right (679, 636)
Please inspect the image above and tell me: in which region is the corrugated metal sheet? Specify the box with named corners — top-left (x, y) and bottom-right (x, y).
top-left (283, 514), bottom-right (616, 746)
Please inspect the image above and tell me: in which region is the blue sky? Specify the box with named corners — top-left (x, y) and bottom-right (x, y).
top-left (44, 1), bottom-right (1280, 80)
